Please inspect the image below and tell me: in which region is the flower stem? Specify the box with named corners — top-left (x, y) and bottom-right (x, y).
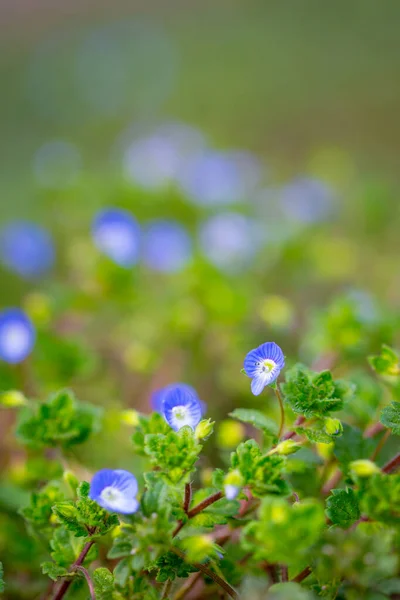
top-left (170, 547), bottom-right (239, 600)
top-left (291, 566), bottom-right (312, 583)
top-left (161, 579), bottom-right (173, 599)
top-left (382, 452), bottom-right (400, 474)
top-left (370, 429), bottom-right (391, 461)
top-left (75, 566), bottom-right (96, 600)
top-left (183, 483), bottom-right (192, 513)
top-left (173, 572), bottom-right (202, 600)
top-left (274, 386), bottom-right (285, 439)
top-left (186, 491), bottom-right (223, 519)
top-left (52, 540), bottom-right (95, 600)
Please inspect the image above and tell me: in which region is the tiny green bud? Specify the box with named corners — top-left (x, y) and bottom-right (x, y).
top-left (269, 439), bottom-right (301, 456)
top-left (120, 409), bottom-right (139, 427)
top-left (350, 459), bottom-right (381, 478)
top-left (0, 390), bottom-right (27, 408)
top-left (217, 420), bottom-right (245, 449)
top-left (324, 417), bottom-right (343, 437)
top-left (195, 419), bottom-right (214, 440)
top-left (52, 502), bottom-right (77, 521)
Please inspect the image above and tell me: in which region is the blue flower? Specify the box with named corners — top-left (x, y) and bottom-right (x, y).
top-left (161, 384), bottom-right (202, 431)
top-left (89, 469), bottom-right (139, 514)
top-left (0, 309), bottom-right (36, 364)
top-left (0, 221), bottom-right (55, 279)
top-left (244, 342), bottom-right (285, 396)
top-left (92, 208), bottom-right (140, 267)
top-left (142, 220), bottom-right (191, 273)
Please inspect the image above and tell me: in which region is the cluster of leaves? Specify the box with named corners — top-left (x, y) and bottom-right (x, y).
top-left (0, 344), bottom-right (399, 600)
top-left (16, 389), bottom-right (102, 449)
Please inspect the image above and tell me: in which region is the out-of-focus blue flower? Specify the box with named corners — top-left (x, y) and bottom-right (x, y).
top-left (33, 140), bottom-right (82, 189)
top-left (0, 222), bottom-right (55, 279)
top-left (280, 178), bottom-right (335, 223)
top-left (178, 150), bottom-right (261, 206)
top-left (0, 309), bottom-right (36, 364)
top-left (123, 122), bottom-right (206, 190)
top-left (151, 382), bottom-right (206, 415)
top-left (89, 468), bottom-right (139, 514)
top-left (244, 342), bottom-right (285, 396)
top-left (199, 213), bottom-right (260, 272)
top-left (162, 384), bottom-right (203, 431)
top-left (92, 208), bottom-right (140, 267)
top-left (142, 220), bottom-right (191, 273)
top-left (224, 484), bottom-right (240, 500)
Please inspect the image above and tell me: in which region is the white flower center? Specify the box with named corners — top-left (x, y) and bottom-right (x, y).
top-left (261, 359), bottom-right (276, 373)
top-left (101, 486), bottom-right (123, 505)
top-left (172, 405), bottom-right (188, 421)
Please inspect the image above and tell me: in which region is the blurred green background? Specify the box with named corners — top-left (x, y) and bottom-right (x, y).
top-left (0, 2), bottom-right (400, 595)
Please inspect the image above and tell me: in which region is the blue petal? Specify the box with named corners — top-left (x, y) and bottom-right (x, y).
top-left (89, 468), bottom-right (138, 514)
top-left (92, 208), bottom-right (140, 267)
top-left (0, 309), bottom-right (35, 364)
top-left (243, 342), bottom-right (285, 376)
top-left (151, 382), bottom-right (203, 414)
top-left (162, 384), bottom-right (202, 431)
top-left (0, 221), bottom-right (55, 279)
top-left (251, 374), bottom-right (268, 396)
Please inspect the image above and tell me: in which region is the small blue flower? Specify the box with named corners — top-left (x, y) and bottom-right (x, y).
top-left (89, 469), bottom-right (139, 514)
top-left (224, 485), bottom-right (240, 500)
top-left (0, 221), bottom-right (55, 279)
top-left (162, 384), bottom-right (202, 431)
top-left (92, 208), bottom-right (140, 267)
top-left (244, 342), bottom-right (285, 396)
top-left (0, 309), bottom-right (36, 364)
top-left (142, 220), bottom-right (192, 273)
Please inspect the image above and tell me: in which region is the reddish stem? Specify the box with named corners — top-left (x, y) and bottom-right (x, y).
top-left (187, 491), bottom-right (223, 519)
top-left (53, 540), bottom-right (95, 600)
top-left (383, 452), bottom-right (400, 474)
top-left (282, 416), bottom-right (305, 440)
top-left (292, 566), bottom-right (312, 583)
top-left (183, 483), bottom-right (192, 513)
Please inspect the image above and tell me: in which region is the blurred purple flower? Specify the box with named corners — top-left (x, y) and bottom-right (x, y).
top-left (0, 221), bottom-right (55, 279)
top-left (199, 212), bottom-right (260, 272)
top-left (142, 220), bottom-right (191, 273)
top-left (92, 208), bottom-right (140, 267)
top-left (280, 177), bottom-right (335, 223)
top-left (0, 308), bottom-right (36, 364)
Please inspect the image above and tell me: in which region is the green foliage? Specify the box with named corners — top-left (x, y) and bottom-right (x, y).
top-left (52, 481), bottom-right (119, 537)
top-left (333, 424), bottom-right (375, 466)
top-left (314, 526), bottom-right (398, 591)
top-left (20, 481), bottom-right (65, 535)
top-left (229, 408), bottom-right (278, 437)
top-left (144, 426), bottom-right (203, 484)
top-left (281, 365), bottom-right (354, 419)
top-left (325, 488), bottom-right (360, 528)
top-left (93, 567), bottom-right (115, 599)
top-left (154, 551), bottom-right (196, 582)
top-left (269, 582), bottom-right (316, 600)
top-left (368, 344), bottom-right (400, 377)
top-left (359, 473), bottom-right (400, 524)
top-left (231, 439), bottom-right (290, 496)
top-left (16, 389), bottom-right (102, 449)
top-left (132, 412), bottom-right (170, 456)
top-left (243, 496), bottom-right (325, 566)
top-left (380, 401), bottom-right (400, 434)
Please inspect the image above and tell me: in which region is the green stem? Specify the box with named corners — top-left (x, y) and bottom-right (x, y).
top-left (170, 547), bottom-right (239, 600)
top-left (75, 566), bottom-right (96, 600)
top-left (274, 386), bottom-right (285, 440)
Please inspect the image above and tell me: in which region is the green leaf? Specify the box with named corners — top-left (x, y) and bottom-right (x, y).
top-left (229, 408), bottom-right (278, 437)
top-left (368, 345), bottom-right (400, 377)
top-left (380, 401), bottom-right (400, 434)
top-left (295, 426), bottom-right (333, 444)
top-left (141, 472), bottom-right (170, 517)
top-left (325, 488), bottom-right (360, 528)
top-left (154, 551), bottom-right (196, 582)
top-left (16, 389), bottom-right (102, 449)
top-left (41, 562), bottom-right (69, 581)
top-left (333, 424), bottom-right (375, 466)
top-left (359, 473), bottom-right (400, 524)
top-left (231, 439), bottom-right (290, 497)
top-left (132, 412), bottom-right (170, 456)
top-left (144, 427), bottom-right (202, 484)
top-left (281, 364), bottom-right (354, 419)
top-left (93, 567), bottom-right (114, 600)
top-left (243, 497), bottom-right (325, 566)
top-left (113, 557), bottom-right (132, 587)
top-left (20, 481), bottom-right (65, 536)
